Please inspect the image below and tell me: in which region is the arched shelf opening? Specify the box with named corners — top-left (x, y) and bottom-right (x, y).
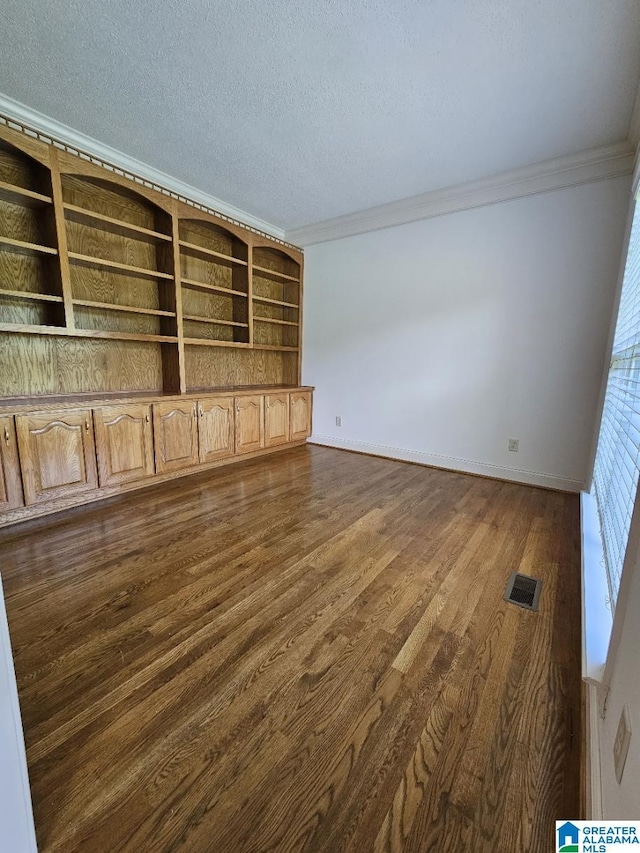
top-left (178, 218), bottom-right (250, 346)
top-left (0, 140), bottom-right (62, 328)
top-left (251, 245), bottom-right (300, 351)
top-left (60, 174), bottom-right (177, 340)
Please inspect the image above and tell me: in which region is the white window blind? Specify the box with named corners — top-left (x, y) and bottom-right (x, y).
top-left (592, 198), bottom-right (640, 607)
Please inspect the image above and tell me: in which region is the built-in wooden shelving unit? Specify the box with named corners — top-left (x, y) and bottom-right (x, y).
top-left (251, 246), bottom-right (300, 352)
top-left (0, 134), bottom-right (65, 333)
top-left (179, 218), bottom-right (250, 350)
top-left (0, 123), bottom-right (303, 398)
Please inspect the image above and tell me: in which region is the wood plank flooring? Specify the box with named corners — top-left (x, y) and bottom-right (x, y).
top-left (0, 444), bottom-right (582, 853)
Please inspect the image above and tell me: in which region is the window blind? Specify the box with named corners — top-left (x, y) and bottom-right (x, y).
top-left (592, 199), bottom-right (640, 607)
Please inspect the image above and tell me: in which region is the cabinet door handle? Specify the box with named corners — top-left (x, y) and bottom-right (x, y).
top-left (4, 427), bottom-right (9, 446)
top-left (85, 420), bottom-right (90, 432)
top-left (199, 408), bottom-right (204, 418)
top-left (145, 413), bottom-right (150, 423)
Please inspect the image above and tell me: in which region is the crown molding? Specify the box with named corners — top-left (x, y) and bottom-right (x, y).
top-left (287, 141), bottom-right (636, 246)
top-left (0, 92), bottom-right (289, 244)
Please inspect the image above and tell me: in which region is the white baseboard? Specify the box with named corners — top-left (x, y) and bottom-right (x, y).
top-left (585, 680), bottom-right (604, 819)
top-left (309, 434), bottom-right (584, 492)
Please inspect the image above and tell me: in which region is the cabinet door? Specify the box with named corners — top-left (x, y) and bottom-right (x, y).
top-left (16, 409), bottom-right (98, 506)
top-left (289, 391), bottom-right (312, 441)
top-left (198, 397), bottom-right (234, 464)
top-left (235, 395), bottom-right (265, 455)
top-left (153, 401), bottom-right (199, 474)
top-left (94, 404), bottom-right (155, 487)
top-left (265, 394), bottom-right (290, 448)
top-left (0, 417), bottom-right (24, 510)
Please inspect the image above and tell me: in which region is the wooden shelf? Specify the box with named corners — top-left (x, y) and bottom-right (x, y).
top-left (73, 300), bottom-right (176, 318)
top-left (254, 317), bottom-right (299, 327)
top-left (253, 264), bottom-right (300, 283)
top-left (252, 295), bottom-right (299, 309)
top-left (68, 252), bottom-right (174, 280)
top-left (64, 204), bottom-right (172, 243)
top-left (252, 344), bottom-right (300, 352)
top-left (181, 277), bottom-right (248, 298)
top-left (0, 181), bottom-right (52, 208)
top-left (179, 240), bottom-right (247, 266)
top-left (0, 323), bottom-right (178, 343)
top-left (183, 314), bottom-right (248, 328)
top-left (183, 338), bottom-right (251, 348)
top-left (0, 289), bottom-right (63, 303)
top-left (73, 328), bottom-right (178, 343)
top-left (0, 236), bottom-right (58, 257)
top-left (0, 123), bottom-right (303, 399)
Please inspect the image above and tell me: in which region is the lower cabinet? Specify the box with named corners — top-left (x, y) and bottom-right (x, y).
top-left (0, 387), bottom-right (312, 526)
top-left (15, 408), bottom-right (98, 505)
top-left (265, 394), bottom-right (290, 448)
top-left (93, 404), bottom-right (155, 487)
top-left (235, 395), bottom-right (265, 455)
top-left (0, 417), bottom-right (24, 510)
top-left (290, 391), bottom-right (312, 441)
top-left (198, 397), bottom-right (235, 463)
top-left (153, 401), bottom-right (199, 474)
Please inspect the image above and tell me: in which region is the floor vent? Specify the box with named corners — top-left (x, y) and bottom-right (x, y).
top-left (504, 572), bottom-right (542, 611)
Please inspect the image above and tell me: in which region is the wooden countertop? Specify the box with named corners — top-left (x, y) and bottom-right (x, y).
top-left (0, 385), bottom-right (314, 415)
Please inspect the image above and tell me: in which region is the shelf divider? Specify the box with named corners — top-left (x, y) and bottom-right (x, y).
top-left (73, 300), bottom-right (176, 317)
top-left (170, 209), bottom-right (187, 394)
top-left (0, 180), bottom-right (52, 208)
top-left (0, 322), bottom-right (178, 343)
top-left (252, 264), bottom-right (300, 283)
top-left (183, 314), bottom-right (248, 327)
top-left (179, 239), bottom-right (248, 266)
top-left (253, 317), bottom-right (299, 327)
top-left (183, 338), bottom-right (252, 348)
top-left (181, 277), bottom-right (248, 298)
top-left (68, 251), bottom-right (174, 280)
top-left (252, 295), bottom-right (299, 309)
top-left (49, 147), bottom-right (76, 330)
top-left (64, 203), bottom-right (173, 243)
top-left (0, 289), bottom-right (63, 304)
top-left (252, 344), bottom-right (300, 352)
top-left (0, 235), bottom-right (58, 257)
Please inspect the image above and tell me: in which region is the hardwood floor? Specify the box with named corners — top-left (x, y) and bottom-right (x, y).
top-left (0, 444), bottom-right (582, 853)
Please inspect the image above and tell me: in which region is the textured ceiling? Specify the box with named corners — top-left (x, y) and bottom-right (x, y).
top-left (1, 0), bottom-right (640, 232)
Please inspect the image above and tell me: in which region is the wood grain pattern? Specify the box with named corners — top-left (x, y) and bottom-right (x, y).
top-left (0, 446), bottom-right (581, 853)
top-left (58, 337), bottom-right (164, 394)
top-left (0, 125), bottom-right (302, 400)
top-left (265, 392), bottom-right (290, 447)
top-left (184, 346), bottom-right (297, 389)
top-left (198, 396), bottom-right (235, 463)
top-left (15, 407), bottom-right (98, 504)
top-left (290, 390), bottom-right (312, 441)
top-left (49, 148), bottom-right (75, 330)
top-left (93, 403), bottom-right (154, 487)
top-left (235, 393), bottom-right (264, 454)
top-left (0, 415), bottom-right (24, 509)
top-left (153, 400), bottom-right (199, 473)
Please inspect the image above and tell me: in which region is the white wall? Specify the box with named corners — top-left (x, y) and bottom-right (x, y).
top-left (0, 577), bottom-right (38, 853)
top-left (302, 177), bottom-right (631, 490)
top-left (599, 551), bottom-right (640, 816)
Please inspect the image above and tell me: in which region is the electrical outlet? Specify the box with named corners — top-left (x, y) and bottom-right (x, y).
top-left (335, 416), bottom-right (341, 427)
top-left (508, 438), bottom-right (519, 452)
